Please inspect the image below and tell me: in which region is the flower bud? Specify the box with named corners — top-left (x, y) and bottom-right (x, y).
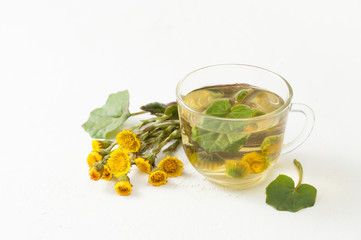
top-left (114, 175), bottom-right (132, 196)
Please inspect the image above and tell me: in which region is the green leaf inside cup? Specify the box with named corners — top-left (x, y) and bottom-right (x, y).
top-left (191, 100), bottom-right (254, 153)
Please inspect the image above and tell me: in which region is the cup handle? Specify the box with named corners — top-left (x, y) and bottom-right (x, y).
top-left (281, 103), bottom-right (315, 154)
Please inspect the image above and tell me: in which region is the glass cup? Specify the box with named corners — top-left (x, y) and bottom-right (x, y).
top-left (176, 64), bottom-right (315, 188)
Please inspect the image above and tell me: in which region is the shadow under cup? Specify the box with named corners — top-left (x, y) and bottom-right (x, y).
top-left (176, 64), bottom-right (314, 189)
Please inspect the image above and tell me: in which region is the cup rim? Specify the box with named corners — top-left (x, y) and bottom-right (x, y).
top-left (176, 63), bottom-right (294, 121)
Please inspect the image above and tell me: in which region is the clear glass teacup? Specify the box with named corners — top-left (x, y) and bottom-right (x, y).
top-left (176, 64), bottom-right (314, 188)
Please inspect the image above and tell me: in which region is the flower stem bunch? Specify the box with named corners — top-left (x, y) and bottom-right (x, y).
top-left (86, 101), bottom-right (184, 196)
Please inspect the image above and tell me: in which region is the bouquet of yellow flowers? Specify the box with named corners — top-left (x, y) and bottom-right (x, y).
top-left (83, 90), bottom-right (184, 196)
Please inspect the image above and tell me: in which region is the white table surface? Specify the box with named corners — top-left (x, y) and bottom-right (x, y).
top-left (1, 1), bottom-right (361, 239)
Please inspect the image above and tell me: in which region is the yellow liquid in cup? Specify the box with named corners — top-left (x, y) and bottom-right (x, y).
top-left (179, 84), bottom-right (288, 188)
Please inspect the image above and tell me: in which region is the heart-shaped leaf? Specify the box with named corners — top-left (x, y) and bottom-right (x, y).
top-left (82, 90), bottom-right (131, 139)
top-left (192, 127), bottom-right (250, 153)
top-left (205, 100), bottom-right (231, 117)
top-left (191, 100), bottom-right (254, 153)
top-left (266, 160), bottom-right (317, 212)
top-left (228, 105), bottom-right (254, 119)
top-left (204, 100), bottom-right (254, 119)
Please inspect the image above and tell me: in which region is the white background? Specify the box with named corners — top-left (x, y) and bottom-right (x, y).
top-left (1, 0), bottom-right (360, 239)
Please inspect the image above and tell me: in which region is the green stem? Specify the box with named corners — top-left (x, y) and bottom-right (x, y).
top-left (149, 126), bottom-right (173, 141)
top-left (118, 175), bottom-right (130, 181)
top-left (144, 154), bottom-right (156, 166)
top-left (294, 159), bottom-right (303, 188)
top-left (105, 141), bottom-right (117, 152)
top-left (138, 129), bottom-right (151, 141)
top-left (154, 120), bottom-right (180, 129)
top-left (152, 129), bottom-right (181, 156)
top-left (101, 154), bottom-right (111, 164)
top-left (131, 111), bottom-right (147, 116)
top-left (146, 114), bottom-right (169, 124)
top-left (163, 139), bottom-right (182, 153)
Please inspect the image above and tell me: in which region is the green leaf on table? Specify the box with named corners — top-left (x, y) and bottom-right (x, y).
top-left (140, 102), bottom-right (166, 114)
top-left (82, 90), bottom-right (131, 139)
top-left (266, 160), bottom-right (317, 212)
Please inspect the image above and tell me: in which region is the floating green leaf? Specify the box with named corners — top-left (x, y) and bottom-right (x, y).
top-left (82, 90), bottom-right (131, 139)
top-left (191, 100), bottom-right (254, 152)
top-left (205, 100), bottom-right (231, 117)
top-left (204, 100), bottom-right (254, 119)
top-left (228, 105), bottom-right (253, 119)
top-left (198, 102), bottom-right (253, 133)
top-left (198, 118), bottom-right (249, 133)
top-left (266, 159), bottom-right (317, 212)
top-left (192, 127), bottom-right (250, 153)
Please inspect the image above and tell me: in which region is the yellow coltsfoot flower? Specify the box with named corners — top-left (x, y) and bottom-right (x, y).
top-left (116, 129), bottom-right (141, 153)
top-left (114, 175), bottom-right (132, 196)
top-left (106, 148), bottom-right (131, 177)
top-left (87, 151), bottom-right (103, 168)
top-left (225, 160), bottom-right (250, 178)
top-left (92, 140), bottom-right (103, 152)
top-left (241, 152), bottom-right (269, 174)
top-left (134, 157), bottom-right (152, 174)
top-left (89, 163), bottom-right (103, 181)
top-left (92, 140), bottom-right (113, 152)
top-left (101, 165), bottom-right (113, 181)
top-left (157, 156), bottom-right (184, 177)
top-left (148, 169), bottom-right (167, 186)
